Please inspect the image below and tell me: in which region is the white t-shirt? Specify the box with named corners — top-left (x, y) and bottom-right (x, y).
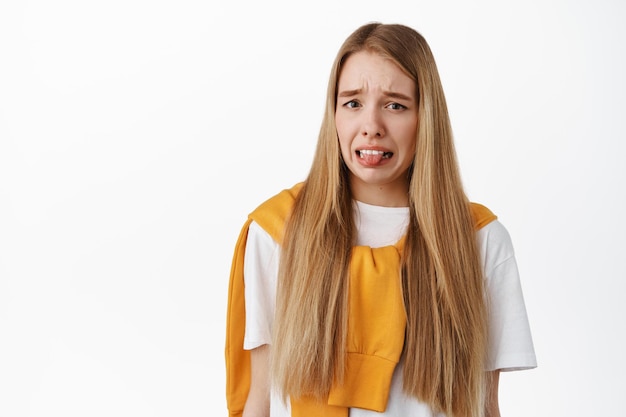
top-left (243, 201), bottom-right (537, 417)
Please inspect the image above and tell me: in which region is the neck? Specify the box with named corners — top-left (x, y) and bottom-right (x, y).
top-left (350, 177), bottom-right (410, 207)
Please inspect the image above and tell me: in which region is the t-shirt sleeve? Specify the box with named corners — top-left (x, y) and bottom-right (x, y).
top-left (478, 220), bottom-right (538, 372)
top-left (242, 220), bottom-right (280, 350)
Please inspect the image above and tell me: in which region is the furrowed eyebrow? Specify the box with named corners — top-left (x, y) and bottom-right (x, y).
top-left (383, 91), bottom-right (414, 101)
top-left (337, 89), bottom-right (362, 98)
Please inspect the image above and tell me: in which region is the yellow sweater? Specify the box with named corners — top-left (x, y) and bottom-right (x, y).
top-left (225, 183), bottom-right (497, 417)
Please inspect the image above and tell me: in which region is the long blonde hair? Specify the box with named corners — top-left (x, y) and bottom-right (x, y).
top-left (271, 23), bottom-right (488, 417)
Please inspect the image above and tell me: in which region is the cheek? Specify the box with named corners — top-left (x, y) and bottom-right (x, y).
top-left (335, 118), bottom-right (352, 154)
top-left (397, 126), bottom-right (417, 164)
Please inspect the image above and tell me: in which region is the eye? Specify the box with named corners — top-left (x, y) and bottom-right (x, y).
top-left (387, 102), bottom-right (407, 111)
top-left (343, 100), bottom-right (361, 109)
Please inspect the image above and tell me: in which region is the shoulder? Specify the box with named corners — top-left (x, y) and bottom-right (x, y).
top-left (248, 182), bottom-right (304, 244)
top-left (469, 203), bottom-right (517, 273)
top-left (477, 220), bottom-right (514, 251)
top-left (476, 219), bottom-right (517, 276)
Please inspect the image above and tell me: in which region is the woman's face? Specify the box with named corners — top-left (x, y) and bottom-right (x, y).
top-left (335, 51), bottom-right (418, 206)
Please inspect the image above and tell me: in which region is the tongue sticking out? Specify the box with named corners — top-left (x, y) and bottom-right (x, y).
top-left (358, 150), bottom-right (389, 166)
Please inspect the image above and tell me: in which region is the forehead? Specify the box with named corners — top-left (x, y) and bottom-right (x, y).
top-left (338, 51), bottom-right (415, 94)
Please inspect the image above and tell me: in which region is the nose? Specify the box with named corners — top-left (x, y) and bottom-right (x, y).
top-left (361, 107), bottom-right (385, 138)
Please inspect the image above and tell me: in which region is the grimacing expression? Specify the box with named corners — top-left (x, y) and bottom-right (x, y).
top-left (335, 51), bottom-right (418, 199)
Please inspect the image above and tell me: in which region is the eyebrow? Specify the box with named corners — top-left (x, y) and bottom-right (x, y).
top-left (337, 88), bottom-right (414, 102)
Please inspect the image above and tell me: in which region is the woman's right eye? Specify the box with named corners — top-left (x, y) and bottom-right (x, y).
top-left (344, 100), bottom-right (360, 108)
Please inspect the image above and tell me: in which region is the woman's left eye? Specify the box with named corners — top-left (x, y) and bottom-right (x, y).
top-left (387, 102), bottom-right (407, 110)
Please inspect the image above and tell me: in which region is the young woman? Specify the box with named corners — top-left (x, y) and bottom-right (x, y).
top-left (226, 22), bottom-right (536, 417)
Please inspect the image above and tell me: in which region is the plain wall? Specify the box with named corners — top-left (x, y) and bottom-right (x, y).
top-left (1, 0), bottom-right (625, 415)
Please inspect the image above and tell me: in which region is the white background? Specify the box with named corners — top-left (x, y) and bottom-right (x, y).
top-left (1, 0), bottom-right (625, 416)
